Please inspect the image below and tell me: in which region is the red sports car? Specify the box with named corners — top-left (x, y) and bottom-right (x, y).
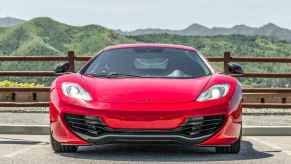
top-left (50, 44), bottom-right (243, 154)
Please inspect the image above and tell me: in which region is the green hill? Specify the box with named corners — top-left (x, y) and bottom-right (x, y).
top-left (1, 17), bottom-right (291, 57)
top-left (0, 17), bottom-right (135, 56)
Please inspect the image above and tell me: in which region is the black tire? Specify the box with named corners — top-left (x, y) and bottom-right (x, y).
top-left (50, 132), bottom-right (78, 153)
top-left (215, 127), bottom-right (242, 154)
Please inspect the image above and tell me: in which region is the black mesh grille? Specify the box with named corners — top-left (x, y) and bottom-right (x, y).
top-left (64, 114), bottom-right (107, 137)
top-left (64, 114), bottom-right (225, 142)
top-left (179, 115), bottom-right (225, 138)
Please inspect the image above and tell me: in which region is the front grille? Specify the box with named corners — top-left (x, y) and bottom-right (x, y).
top-left (179, 115), bottom-right (225, 138)
top-left (64, 114), bottom-right (225, 143)
top-left (64, 114), bottom-right (107, 137)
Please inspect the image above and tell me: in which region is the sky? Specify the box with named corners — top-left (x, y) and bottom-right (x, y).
top-left (1, 0), bottom-right (291, 31)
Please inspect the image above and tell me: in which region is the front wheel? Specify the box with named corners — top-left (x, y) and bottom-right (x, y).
top-left (50, 132), bottom-right (78, 153)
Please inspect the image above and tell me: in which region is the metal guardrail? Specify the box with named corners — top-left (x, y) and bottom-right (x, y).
top-left (1, 51), bottom-right (291, 108)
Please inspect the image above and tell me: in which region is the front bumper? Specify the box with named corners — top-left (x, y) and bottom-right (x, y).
top-left (50, 100), bottom-right (242, 146)
top-left (63, 114), bottom-right (225, 145)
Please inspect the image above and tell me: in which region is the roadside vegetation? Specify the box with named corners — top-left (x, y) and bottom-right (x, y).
top-left (0, 80), bottom-right (45, 87)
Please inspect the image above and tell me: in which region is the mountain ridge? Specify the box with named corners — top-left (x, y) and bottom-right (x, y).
top-left (2, 16), bottom-right (291, 42)
top-left (119, 23), bottom-right (291, 42)
top-left (1, 17), bottom-right (291, 57)
top-left (0, 17), bottom-right (25, 27)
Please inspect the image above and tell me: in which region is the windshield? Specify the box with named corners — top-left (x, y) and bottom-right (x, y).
top-left (82, 48), bottom-right (211, 78)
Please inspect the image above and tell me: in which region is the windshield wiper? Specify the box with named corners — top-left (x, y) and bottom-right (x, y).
top-left (83, 72), bottom-right (142, 78)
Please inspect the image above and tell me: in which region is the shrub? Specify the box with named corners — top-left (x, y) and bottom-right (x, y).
top-left (0, 80), bottom-right (45, 88)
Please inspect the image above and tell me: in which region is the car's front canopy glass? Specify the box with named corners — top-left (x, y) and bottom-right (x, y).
top-left (82, 48), bottom-right (211, 78)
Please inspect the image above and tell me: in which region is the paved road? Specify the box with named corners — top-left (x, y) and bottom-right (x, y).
top-left (0, 135), bottom-right (291, 164)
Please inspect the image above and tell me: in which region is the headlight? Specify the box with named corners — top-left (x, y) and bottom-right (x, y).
top-left (196, 84), bottom-right (230, 102)
top-left (61, 82), bottom-right (92, 101)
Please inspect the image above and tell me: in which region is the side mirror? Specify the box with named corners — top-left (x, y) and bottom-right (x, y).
top-left (55, 62), bottom-right (70, 73)
top-left (228, 63), bottom-right (243, 74)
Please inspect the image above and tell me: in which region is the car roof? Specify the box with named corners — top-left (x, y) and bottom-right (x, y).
top-left (103, 43), bottom-right (198, 52)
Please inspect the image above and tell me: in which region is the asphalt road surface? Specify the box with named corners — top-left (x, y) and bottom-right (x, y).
top-left (0, 135), bottom-right (291, 164)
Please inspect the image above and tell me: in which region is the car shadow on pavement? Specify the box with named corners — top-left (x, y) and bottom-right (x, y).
top-left (60, 140), bottom-right (273, 162)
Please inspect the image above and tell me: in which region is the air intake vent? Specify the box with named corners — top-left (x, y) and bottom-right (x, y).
top-left (64, 114), bottom-right (107, 137)
top-left (180, 115), bottom-right (225, 138)
top-left (64, 114), bottom-right (225, 143)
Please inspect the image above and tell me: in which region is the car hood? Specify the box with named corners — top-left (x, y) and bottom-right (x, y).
top-left (80, 75), bottom-right (211, 104)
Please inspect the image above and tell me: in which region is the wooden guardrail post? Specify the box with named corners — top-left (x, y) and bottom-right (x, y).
top-left (67, 51), bottom-right (75, 72)
top-left (224, 51), bottom-right (231, 74)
